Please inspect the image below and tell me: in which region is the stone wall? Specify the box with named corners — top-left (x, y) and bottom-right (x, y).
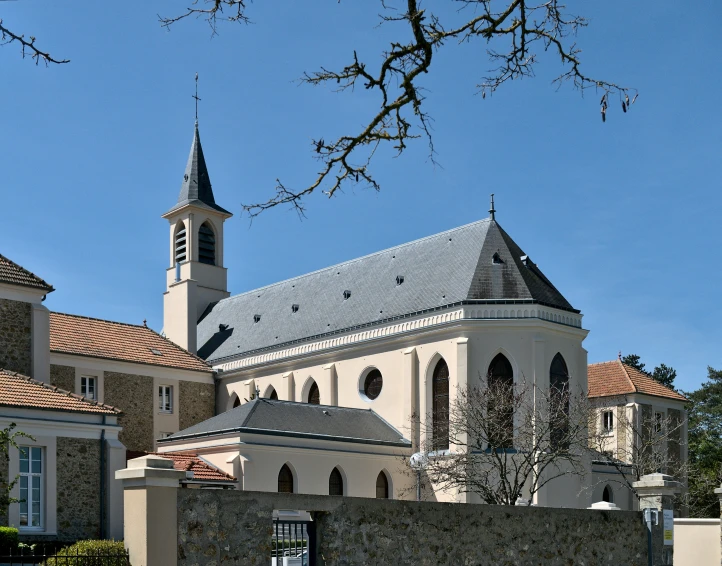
top-left (178, 381), bottom-right (215, 432)
top-left (55, 437), bottom-right (101, 541)
top-left (177, 490), bottom-right (649, 566)
top-left (104, 372), bottom-right (154, 452)
top-left (49, 364), bottom-right (75, 393)
top-left (0, 298), bottom-right (31, 375)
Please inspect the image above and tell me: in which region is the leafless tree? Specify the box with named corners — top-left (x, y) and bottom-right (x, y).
top-left (161, 0), bottom-right (637, 217)
top-left (588, 400), bottom-right (688, 500)
top-left (401, 377), bottom-right (592, 505)
top-left (0, 8), bottom-right (68, 66)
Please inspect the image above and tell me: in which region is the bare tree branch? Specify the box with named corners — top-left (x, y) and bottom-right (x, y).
top-left (0, 19), bottom-right (68, 65)
top-left (163, 0), bottom-right (636, 216)
top-left (158, 0), bottom-right (250, 35)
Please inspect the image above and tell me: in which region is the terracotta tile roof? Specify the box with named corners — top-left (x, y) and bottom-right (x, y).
top-left (127, 451), bottom-right (235, 483)
top-left (50, 312), bottom-right (212, 373)
top-left (588, 360), bottom-right (687, 402)
top-left (0, 369), bottom-right (121, 415)
top-left (0, 254), bottom-right (54, 292)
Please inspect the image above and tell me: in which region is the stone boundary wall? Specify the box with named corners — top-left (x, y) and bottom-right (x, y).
top-left (178, 490), bottom-right (649, 566)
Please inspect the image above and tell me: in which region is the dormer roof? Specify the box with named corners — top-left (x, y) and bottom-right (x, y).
top-left (164, 121), bottom-right (231, 217)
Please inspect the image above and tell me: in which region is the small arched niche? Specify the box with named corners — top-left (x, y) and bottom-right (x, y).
top-left (278, 463), bottom-right (295, 493)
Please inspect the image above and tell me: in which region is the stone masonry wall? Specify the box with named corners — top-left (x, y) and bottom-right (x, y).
top-left (49, 364), bottom-right (75, 393)
top-left (0, 298), bottom-right (32, 375)
top-left (55, 437), bottom-right (101, 541)
top-left (179, 381), bottom-right (215, 432)
top-left (177, 490), bottom-right (649, 566)
top-left (104, 372), bottom-right (153, 452)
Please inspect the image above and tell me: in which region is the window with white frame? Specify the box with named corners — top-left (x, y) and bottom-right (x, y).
top-left (159, 385), bottom-right (173, 413)
top-left (81, 376), bottom-right (97, 400)
top-left (602, 410), bottom-right (614, 433)
top-left (18, 446), bottom-right (43, 529)
top-left (654, 412), bottom-right (664, 434)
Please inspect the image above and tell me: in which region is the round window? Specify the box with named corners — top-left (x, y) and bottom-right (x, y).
top-left (363, 369), bottom-right (383, 400)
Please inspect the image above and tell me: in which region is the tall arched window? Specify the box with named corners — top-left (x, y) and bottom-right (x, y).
top-left (174, 222), bottom-right (187, 264)
top-left (550, 353), bottom-right (570, 448)
top-left (198, 222), bottom-right (216, 265)
top-left (278, 464), bottom-right (294, 493)
top-left (329, 467), bottom-right (344, 496)
top-left (233, 396), bottom-right (241, 408)
top-left (376, 471), bottom-right (389, 499)
top-left (432, 358), bottom-right (450, 451)
top-left (267, 387), bottom-right (278, 401)
top-left (602, 485), bottom-right (614, 503)
top-left (308, 381), bottom-right (320, 405)
top-left (487, 353), bottom-right (514, 449)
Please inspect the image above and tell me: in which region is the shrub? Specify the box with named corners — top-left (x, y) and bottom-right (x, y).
top-left (0, 526), bottom-right (19, 550)
top-left (41, 540), bottom-right (128, 566)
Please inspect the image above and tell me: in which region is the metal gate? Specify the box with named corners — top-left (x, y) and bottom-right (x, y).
top-left (272, 518), bottom-right (316, 566)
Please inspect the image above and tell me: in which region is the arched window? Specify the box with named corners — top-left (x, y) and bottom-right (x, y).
top-left (308, 381), bottom-right (320, 405)
top-left (602, 485), bottom-right (614, 503)
top-left (198, 222), bottom-right (216, 266)
top-left (376, 471), bottom-right (389, 499)
top-left (329, 467), bottom-right (344, 496)
top-left (233, 396), bottom-right (241, 408)
top-left (174, 222), bottom-right (187, 264)
top-left (267, 387), bottom-right (278, 401)
top-left (487, 353), bottom-right (514, 449)
top-left (278, 464), bottom-right (294, 493)
top-left (363, 369), bottom-right (383, 400)
top-left (432, 358), bottom-right (450, 451)
top-left (550, 353), bottom-right (570, 448)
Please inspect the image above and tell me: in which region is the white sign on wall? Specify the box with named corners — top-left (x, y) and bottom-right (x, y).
top-left (663, 509), bottom-right (674, 546)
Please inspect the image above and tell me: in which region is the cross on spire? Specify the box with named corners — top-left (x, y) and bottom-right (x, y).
top-left (192, 73), bottom-right (201, 121)
top-left (489, 193), bottom-right (496, 221)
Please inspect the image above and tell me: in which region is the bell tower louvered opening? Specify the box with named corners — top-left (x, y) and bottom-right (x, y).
top-left (174, 223), bottom-right (187, 264)
top-left (198, 222), bottom-right (216, 265)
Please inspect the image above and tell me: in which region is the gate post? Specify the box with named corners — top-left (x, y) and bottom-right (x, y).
top-left (633, 473), bottom-right (682, 565)
top-left (714, 484), bottom-right (722, 566)
top-left (116, 455), bottom-right (185, 566)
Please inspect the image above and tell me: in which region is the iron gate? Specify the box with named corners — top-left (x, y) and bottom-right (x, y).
top-left (272, 518), bottom-right (315, 566)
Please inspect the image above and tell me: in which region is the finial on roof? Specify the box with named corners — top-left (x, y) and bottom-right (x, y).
top-left (143, 319), bottom-right (147, 327)
top-left (489, 193), bottom-right (496, 221)
top-left (618, 351), bottom-right (622, 360)
top-left (192, 72), bottom-right (201, 122)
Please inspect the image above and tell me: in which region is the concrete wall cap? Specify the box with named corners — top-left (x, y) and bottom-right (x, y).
top-left (588, 501), bottom-right (621, 511)
top-left (632, 473), bottom-right (682, 492)
top-left (128, 454), bottom-right (176, 470)
top-left (115, 466), bottom-right (186, 483)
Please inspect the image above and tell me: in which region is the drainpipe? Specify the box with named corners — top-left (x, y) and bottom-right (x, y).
top-left (100, 417), bottom-right (106, 539)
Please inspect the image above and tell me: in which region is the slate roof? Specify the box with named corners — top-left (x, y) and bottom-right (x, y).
top-left (197, 218), bottom-right (576, 363)
top-left (127, 451), bottom-right (236, 483)
top-left (160, 398), bottom-right (411, 447)
top-left (588, 360), bottom-right (687, 402)
top-left (50, 312), bottom-right (213, 373)
top-left (0, 369), bottom-right (121, 415)
top-left (0, 254), bottom-right (54, 292)
top-left (164, 122), bottom-right (231, 216)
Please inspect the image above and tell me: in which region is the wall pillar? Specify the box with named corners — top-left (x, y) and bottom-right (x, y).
top-left (633, 473), bottom-right (682, 565)
top-left (455, 338), bottom-right (470, 503)
top-left (715, 484), bottom-right (722, 565)
top-left (402, 347), bottom-right (418, 450)
top-left (282, 372), bottom-right (295, 401)
top-left (531, 335), bottom-right (546, 507)
top-left (322, 364), bottom-right (338, 406)
top-left (30, 303), bottom-right (50, 382)
top-left (106, 438), bottom-right (126, 540)
top-left (116, 455), bottom-right (185, 566)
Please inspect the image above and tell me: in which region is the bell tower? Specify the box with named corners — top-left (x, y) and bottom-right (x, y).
top-left (162, 120), bottom-right (232, 353)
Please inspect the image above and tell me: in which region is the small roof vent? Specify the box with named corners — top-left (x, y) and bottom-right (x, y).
top-left (291, 304), bottom-right (299, 313)
top-left (396, 275), bottom-right (405, 286)
top-left (343, 290), bottom-right (351, 300)
top-left (253, 314), bottom-right (261, 323)
top-left (150, 348), bottom-right (163, 356)
top-left (492, 252), bottom-right (504, 264)
top-left (219, 323), bottom-right (229, 332)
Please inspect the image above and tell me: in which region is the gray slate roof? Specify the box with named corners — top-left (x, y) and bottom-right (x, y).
top-left (165, 122), bottom-right (231, 216)
top-left (197, 218), bottom-right (576, 363)
top-left (0, 254), bottom-right (54, 293)
top-left (160, 398), bottom-right (410, 447)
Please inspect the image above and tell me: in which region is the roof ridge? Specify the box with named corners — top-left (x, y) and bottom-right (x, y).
top-left (0, 253), bottom-right (54, 292)
top-left (0, 368), bottom-right (121, 413)
top-left (618, 360), bottom-right (639, 394)
top-left (219, 218), bottom-right (492, 303)
top-left (51, 311), bottom-right (148, 329)
top-left (259, 398), bottom-right (377, 414)
top-left (588, 360), bottom-right (619, 366)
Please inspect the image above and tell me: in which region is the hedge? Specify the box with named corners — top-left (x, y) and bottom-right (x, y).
top-left (41, 540), bottom-right (128, 566)
top-left (0, 526), bottom-right (19, 550)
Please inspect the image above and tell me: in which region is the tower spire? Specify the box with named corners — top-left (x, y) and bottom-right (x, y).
top-left (192, 72), bottom-right (201, 122)
top-left (489, 193), bottom-right (496, 221)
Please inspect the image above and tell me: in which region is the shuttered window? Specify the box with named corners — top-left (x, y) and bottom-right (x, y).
top-left (432, 359), bottom-right (450, 451)
top-left (198, 222), bottom-right (216, 265)
top-left (329, 468), bottom-right (344, 496)
top-left (174, 224), bottom-right (187, 263)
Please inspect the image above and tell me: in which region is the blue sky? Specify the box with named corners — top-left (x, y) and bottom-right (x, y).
top-left (1, 1), bottom-right (720, 393)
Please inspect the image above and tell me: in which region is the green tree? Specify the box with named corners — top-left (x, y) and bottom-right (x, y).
top-left (684, 367), bottom-right (722, 517)
top-left (621, 354), bottom-right (646, 374)
top-left (0, 424), bottom-right (31, 508)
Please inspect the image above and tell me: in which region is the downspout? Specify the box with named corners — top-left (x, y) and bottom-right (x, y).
top-left (100, 416), bottom-right (106, 540)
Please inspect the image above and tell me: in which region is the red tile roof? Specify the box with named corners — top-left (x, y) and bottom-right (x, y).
top-left (50, 312), bottom-right (212, 373)
top-left (588, 360), bottom-right (687, 402)
top-left (0, 369), bottom-right (121, 415)
top-left (0, 254), bottom-right (54, 292)
top-left (127, 451), bottom-right (235, 483)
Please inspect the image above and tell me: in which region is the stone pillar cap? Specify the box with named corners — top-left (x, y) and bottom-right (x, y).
top-left (116, 454), bottom-right (186, 486)
top-left (632, 473), bottom-right (682, 493)
top-left (128, 454), bottom-right (176, 470)
top-left (588, 501), bottom-right (621, 511)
